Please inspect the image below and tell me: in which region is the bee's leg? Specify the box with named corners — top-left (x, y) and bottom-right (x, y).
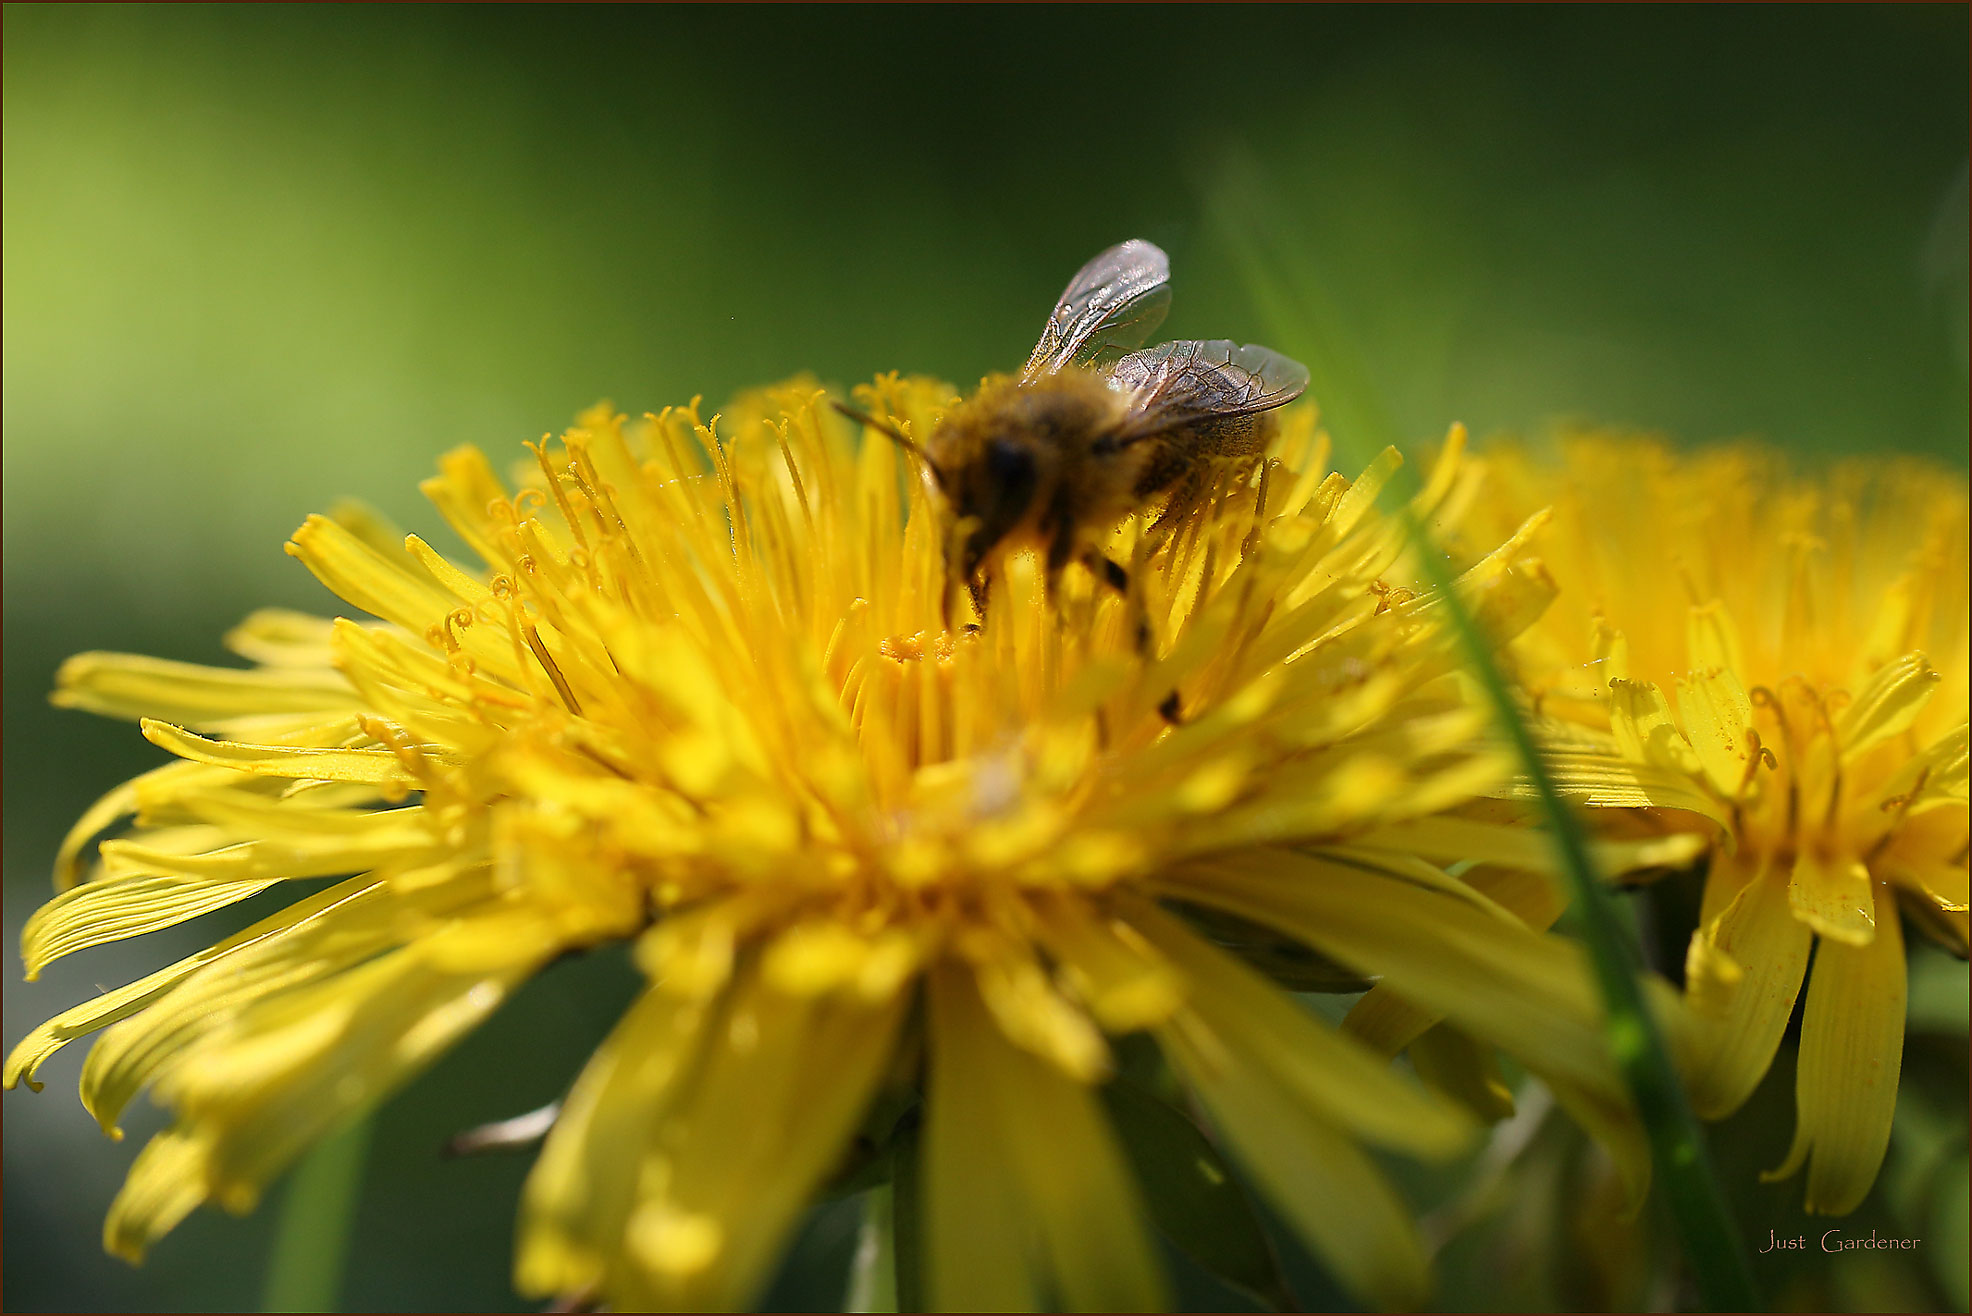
top-left (1146, 466), bottom-right (1210, 541)
top-left (1043, 517), bottom-right (1104, 629)
top-left (1044, 517), bottom-right (1079, 586)
top-left (1076, 547), bottom-right (1150, 651)
top-left (1071, 545), bottom-right (1133, 607)
top-left (1094, 546), bottom-right (1183, 724)
top-left (1090, 553), bottom-right (1131, 596)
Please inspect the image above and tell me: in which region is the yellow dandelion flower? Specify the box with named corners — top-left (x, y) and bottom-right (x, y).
top-left (1479, 433), bottom-right (1969, 1216)
top-left (12, 378), bottom-right (1648, 1312)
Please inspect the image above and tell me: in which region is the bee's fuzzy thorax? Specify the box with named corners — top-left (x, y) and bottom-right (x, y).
top-left (927, 370), bottom-right (1148, 579)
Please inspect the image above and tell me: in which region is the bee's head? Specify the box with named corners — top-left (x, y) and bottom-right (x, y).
top-left (825, 394), bottom-right (1052, 616)
top-left (952, 436), bottom-right (1041, 581)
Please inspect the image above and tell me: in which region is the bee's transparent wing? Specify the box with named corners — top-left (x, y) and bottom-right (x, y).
top-left (1021, 239), bottom-right (1173, 379)
top-left (1107, 339), bottom-right (1310, 440)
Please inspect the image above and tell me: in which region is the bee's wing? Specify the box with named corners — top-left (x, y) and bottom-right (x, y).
top-left (1106, 340), bottom-right (1310, 440)
top-left (1021, 239), bottom-right (1173, 380)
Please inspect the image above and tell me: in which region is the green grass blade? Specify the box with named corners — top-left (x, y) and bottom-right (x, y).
top-left (845, 1182), bottom-right (900, 1314)
top-left (1208, 161), bottom-right (1760, 1314)
top-left (890, 1115), bottom-right (926, 1315)
top-left (261, 1114), bottom-right (373, 1314)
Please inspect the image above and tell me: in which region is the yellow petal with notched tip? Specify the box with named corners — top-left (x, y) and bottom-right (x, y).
top-left (1609, 678), bottom-right (1703, 778)
top-left (53, 770), bottom-right (151, 893)
top-left (222, 608), bottom-right (342, 667)
top-left (53, 652), bottom-right (360, 730)
top-left (83, 868), bottom-right (484, 1137)
top-left (23, 875), bottom-right (280, 979)
top-left (284, 513), bottom-right (463, 636)
top-left (1676, 664), bottom-right (1758, 799)
top-left (1789, 848), bottom-right (1876, 946)
top-left (1837, 651), bottom-right (1940, 759)
top-left (1884, 852), bottom-right (1969, 914)
top-left (6, 871), bottom-right (391, 1100)
top-left (1765, 885), bottom-right (1905, 1215)
top-left (418, 445), bottom-right (514, 568)
top-left (100, 1131), bottom-right (209, 1262)
top-left (1683, 856), bottom-right (1812, 1119)
top-left (1686, 599), bottom-right (1745, 676)
top-left (516, 987), bottom-right (713, 1301)
top-left (1592, 617), bottom-right (1631, 684)
top-left (606, 964), bottom-right (908, 1312)
top-left (108, 941), bottom-right (537, 1260)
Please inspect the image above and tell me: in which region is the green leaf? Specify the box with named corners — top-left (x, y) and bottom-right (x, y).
top-left (261, 1113), bottom-right (372, 1314)
top-left (1103, 1080), bottom-right (1296, 1312)
top-left (890, 1113), bottom-right (925, 1315)
top-left (819, 1089), bottom-right (919, 1201)
top-left (845, 1183), bottom-right (900, 1314)
top-left (819, 1133), bottom-right (893, 1202)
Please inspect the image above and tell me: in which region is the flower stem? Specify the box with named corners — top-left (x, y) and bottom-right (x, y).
top-left (1211, 167), bottom-right (1760, 1313)
top-left (261, 1114), bottom-right (373, 1314)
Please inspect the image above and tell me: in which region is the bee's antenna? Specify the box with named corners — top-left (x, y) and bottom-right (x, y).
top-left (831, 401), bottom-right (946, 487)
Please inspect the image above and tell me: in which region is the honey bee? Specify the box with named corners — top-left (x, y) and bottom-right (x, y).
top-left (840, 239), bottom-right (1309, 613)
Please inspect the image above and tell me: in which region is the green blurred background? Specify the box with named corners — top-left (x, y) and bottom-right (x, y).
top-left (4, 5), bottom-right (1966, 1312)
